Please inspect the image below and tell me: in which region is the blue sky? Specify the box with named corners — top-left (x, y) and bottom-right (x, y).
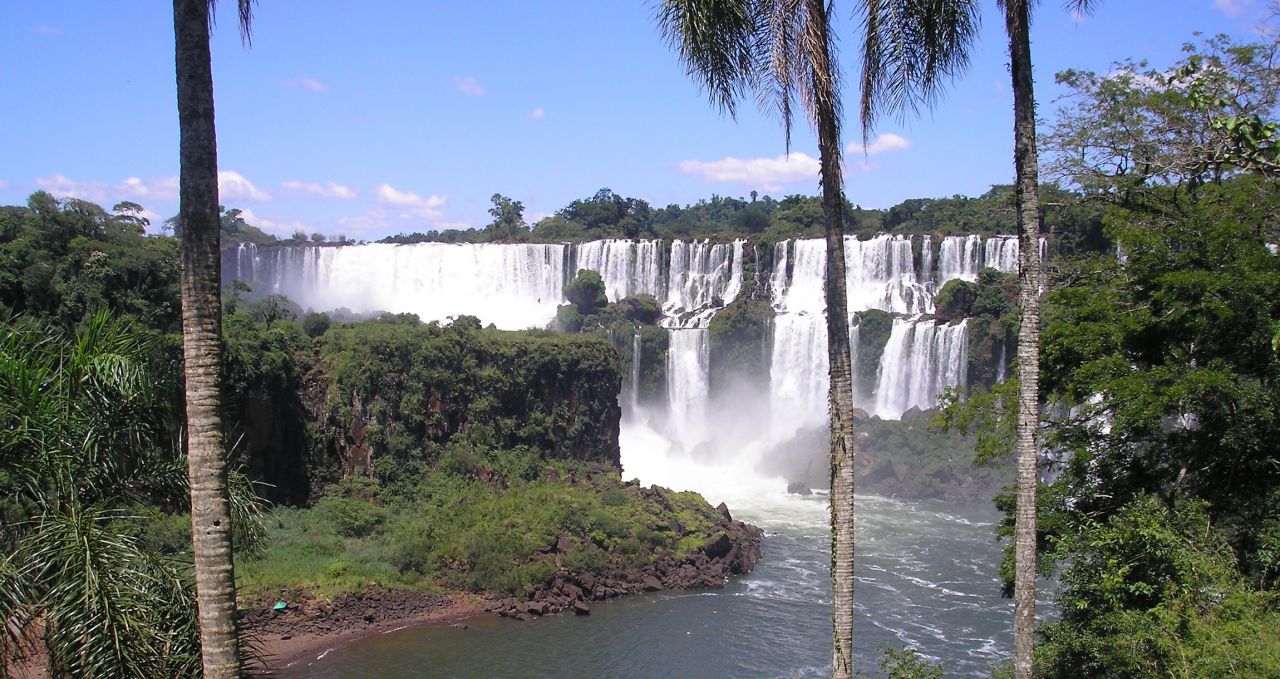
top-left (0, 1), bottom-right (1272, 239)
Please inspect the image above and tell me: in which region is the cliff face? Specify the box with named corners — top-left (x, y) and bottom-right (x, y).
top-left (303, 318), bottom-right (622, 491)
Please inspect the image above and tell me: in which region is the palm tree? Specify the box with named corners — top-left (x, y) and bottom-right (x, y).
top-left (868, 2), bottom-right (1098, 676)
top-left (1002, 4), bottom-right (1042, 677)
top-left (0, 313), bottom-right (203, 677)
top-left (173, 1), bottom-right (255, 676)
top-left (658, 2), bottom-right (973, 676)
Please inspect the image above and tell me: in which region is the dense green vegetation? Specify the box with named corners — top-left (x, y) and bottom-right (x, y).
top-left (240, 459), bottom-right (731, 598)
top-left (307, 317), bottom-right (624, 489)
top-left (939, 34), bottom-right (1280, 677)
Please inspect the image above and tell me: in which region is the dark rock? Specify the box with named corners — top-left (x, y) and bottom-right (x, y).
top-left (715, 502), bottom-right (733, 522)
top-left (577, 572), bottom-right (596, 591)
top-left (641, 575), bottom-right (662, 591)
top-left (555, 534), bottom-right (575, 553)
top-left (573, 600), bottom-right (591, 615)
top-left (786, 481), bottom-right (813, 495)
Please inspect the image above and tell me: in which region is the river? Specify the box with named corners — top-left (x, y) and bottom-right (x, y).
top-left (288, 423), bottom-right (1012, 678)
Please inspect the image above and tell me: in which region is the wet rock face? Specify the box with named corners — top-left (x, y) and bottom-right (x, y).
top-left (491, 517), bottom-right (765, 621)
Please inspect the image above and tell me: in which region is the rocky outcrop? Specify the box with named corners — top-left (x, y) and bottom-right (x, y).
top-left (489, 517), bottom-right (764, 621)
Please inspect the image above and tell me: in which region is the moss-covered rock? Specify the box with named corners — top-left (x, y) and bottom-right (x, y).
top-left (637, 324), bottom-right (669, 407)
top-left (708, 296), bottom-right (775, 398)
top-left (853, 309), bottom-right (894, 397)
top-left (934, 278), bottom-right (978, 321)
top-left (966, 269), bottom-right (1018, 388)
top-left (306, 317), bottom-right (623, 490)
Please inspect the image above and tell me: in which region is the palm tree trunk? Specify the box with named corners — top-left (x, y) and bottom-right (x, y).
top-left (1004, 2), bottom-right (1041, 678)
top-left (802, 2), bottom-right (857, 677)
top-left (174, 0), bottom-right (241, 676)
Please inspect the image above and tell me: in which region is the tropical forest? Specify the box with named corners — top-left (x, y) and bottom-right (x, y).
top-left (1, 1), bottom-right (1278, 678)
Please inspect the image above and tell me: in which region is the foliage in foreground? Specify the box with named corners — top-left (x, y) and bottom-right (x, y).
top-left (0, 314), bottom-right (264, 678)
top-left (1036, 497), bottom-right (1280, 678)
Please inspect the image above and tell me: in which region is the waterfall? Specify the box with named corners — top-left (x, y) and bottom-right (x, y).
top-left (663, 239), bottom-right (744, 326)
top-left (845, 235), bottom-right (932, 315)
top-left (938, 235), bottom-right (982, 282)
top-left (666, 328), bottom-right (710, 446)
top-left (983, 236), bottom-right (1019, 272)
top-left (920, 235), bottom-right (934, 285)
top-left (572, 239), bottom-right (663, 301)
top-left (631, 329), bottom-right (642, 414)
top-left (222, 241), bottom-right (567, 330)
top-left (995, 339), bottom-right (1008, 384)
top-left (225, 235), bottom-right (977, 427)
top-left (873, 319), bottom-right (969, 417)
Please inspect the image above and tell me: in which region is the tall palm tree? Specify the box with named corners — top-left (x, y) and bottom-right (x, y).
top-left (173, 1), bottom-right (255, 676)
top-left (658, 2), bottom-right (973, 676)
top-left (868, 2), bottom-right (1098, 676)
top-left (1002, 4), bottom-right (1041, 676)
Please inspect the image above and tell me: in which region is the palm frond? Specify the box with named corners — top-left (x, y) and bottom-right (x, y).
top-left (858, 0), bottom-right (980, 143)
top-left (206, 0), bottom-right (257, 46)
top-left (657, 0), bottom-right (761, 117)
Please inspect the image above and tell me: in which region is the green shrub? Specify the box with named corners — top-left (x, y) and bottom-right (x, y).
top-left (314, 495), bottom-right (387, 538)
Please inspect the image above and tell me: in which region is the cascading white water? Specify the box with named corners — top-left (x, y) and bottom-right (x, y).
top-left (226, 235), bottom-right (977, 428)
top-left (766, 235), bottom-right (964, 422)
top-left (224, 242), bottom-right (567, 330)
top-left (938, 234), bottom-right (982, 282)
top-left (920, 235), bottom-right (934, 285)
top-left (572, 239), bottom-right (663, 301)
top-left (995, 339), bottom-right (1008, 383)
top-left (768, 239), bottom-right (828, 434)
top-left (630, 329), bottom-right (642, 414)
top-left (665, 328), bottom-right (710, 446)
top-left (846, 235), bottom-right (933, 315)
top-left (663, 239), bottom-right (744, 326)
top-left (983, 236), bottom-right (1019, 273)
top-left (873, 319), bottom-right (969, 417)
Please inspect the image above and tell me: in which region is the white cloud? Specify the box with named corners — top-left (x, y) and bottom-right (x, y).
top-left (374, 183), bottom-right (447, 219)
top-left (281, 180), bottom-right (357, 199)
top-left (678, 153), bottom-right (820, 192)
top-left (0, 180), bottom-right (9, 190)
top-left (848, 133), bottom-right (912, 155)
top-left (337, 209), bottom-right (394, 234)
top-left (454, 76), bottom-right (485, 96)
top-left (218, 171), bottom-right (272, 202)
top-left (284, 77), bottom-right (329, 93)
top-left (118, 176), bottom-right (179, 201)
top-left (35, 174), bottom-right (108, 201)
top-left (530, 107), bottom-right (545, 120)
top-left (1214, 0), bottom-right (1253, 16)
top-left (237, 208), bottom-right (311, 237)
top-left (375, 184), bottom-right (445, 208)
top-left (34, 25), bottom-right (62, 36)
top-left (30, 174), bottom-right (180, 208)
top-left (35, 174), bottom-right (183, 206)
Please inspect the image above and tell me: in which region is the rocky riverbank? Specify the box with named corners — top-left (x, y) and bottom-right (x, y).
top-left (240, 505), bottom-right (763, 672)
